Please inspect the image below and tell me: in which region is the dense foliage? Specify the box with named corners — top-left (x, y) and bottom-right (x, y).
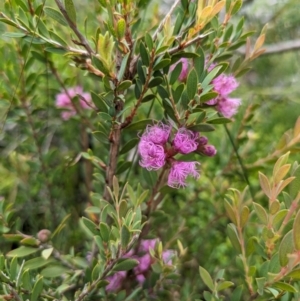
top-left (0, 0), bottom-right (299, 300)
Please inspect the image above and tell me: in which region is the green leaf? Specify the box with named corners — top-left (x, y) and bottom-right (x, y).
top-left (51, 214), bottom-right (71, 239)
top-left (136, 189), bottom-right (149, 205)
top-left (10, 257), bottom-right (18, 280)
top-left (92, 131), bottom-right (109, 144)
top-left (231, 0), bottom-right (242, 15)
top-left (24, 257), bottom-right (54, 270)
top-left (44, 7), bottom-right (68, 26)
top-left (199, 91), bottom-right (218, 102)
top-left (113, 176), bottom-right (119, 200)
top-left (20, 237), bottom-right (40, 246)
top-left (199, 266), bottom-right (214, 291)
top-left (3, 234), bottom-right (24, 242)
top-left (142, 94), bottom-right (156, 103)
top-left (116, 161), bottom-right (131, 175)
top-left (172, 84), bottom-right (184, 104)
top-left (2, 32), bottom-right (26, 38)
top-left (169, 61), bottom-right (182, 85)
top-left (273, 209), bottom-right (288, 230)
top-left (31, 276), bottom-right (43, 301)
top-left (293, 210), bottom-right (300, 250)
top-left (64, 0), bottom-right (77, 24)
top-left (187, 124), bottom-right (215, 132)
top-left (44, 47), bottom-right (66, 54)
top-left (41, 265), bottom-right (70, 278)
top-left (153, 58), bottom-right (171, 71)
top-left (194, 46), bottom-right (205, 79)
top-left (285, 268), bottom-right (300, 280)
top-left (120, 138), bottom-right (139, 155)
top-left (144, 33), bottom-right (153, 50)
top-left (113, 258), bottom-right (139, 271)
top-left (139, 42), bottom-right (150, 66)
top-left (226, 223), bottom-right (241, 253)
top-left (217, 281), bottom-right (234, 291)
top-left (240, 206), bottom-right (250, 227)
top-left (121, 225), bottom-right (131, 249)
top-left (148, 77), bottom-right (163, 88)
top-left (117, 80), bottom-right (132, 91)
top-left (279, 230), bottom-right (294, 266)
top-left (124, 119), bottom-right (153, 131)
top-left (91, 92), bottom-right (108, 112)
top-left (231, 285), bottom-right (243, 301)
top-left (186, 68), bottom-right (198, 100)
top-left (99, 222), bottom-right (110, 242)
top-left (116, 18), bottom-right (126, 38)
top-left (22, 270), bottom-right (32, 290)
top-left (253, 202), bottom-right (268, 225)
top-left (201, 66), bottom-right (222, 89)
top-left (207, 117), bottom-right (231, 124)
top-left (7, 246), bottom-right (39, 258)
top-left (272, 281), bottom-right (297, 293)
top-left (117, 53), bottom-right (130, 81)
top-left (224, 200), bottom-right (237, 225)
top-left (81, 217), bottom-right (99, 236)
top-left (256, 277), bottom-right (266, 295)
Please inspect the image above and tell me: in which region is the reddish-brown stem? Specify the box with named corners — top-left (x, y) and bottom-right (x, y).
top-left (54, 0), bottom-right (94, 55)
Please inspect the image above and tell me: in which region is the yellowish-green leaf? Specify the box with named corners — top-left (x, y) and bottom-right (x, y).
top-left (42, 248), bottom-right (53, 260)
top-left (31, 276), bottom-right (43, 301)
top-left (274, 164), bottom-right (291, 184)
top-left (293, 210), bottom-right (300, 250)
top-left (199, 266), bottom-right (214, 291)
top-left (224, 199), bottom-right (237, 225)
top-left (279, 230), bottom-right (294, 266)
top-left (273, 281), bottom-right (297, 293)
top-left (240, 206), bottom-right (250, 227)
top-left (259, 172), bottom-right (271, 198)
top-left (253, 202), bottom-right (268, 225)
top-left (293, 117), bottom-right (300, 138)
top-left (7, 246), bottom-right (39, 258)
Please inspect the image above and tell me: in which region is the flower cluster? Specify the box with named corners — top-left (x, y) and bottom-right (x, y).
top-left (55, 86), bottom-right (92, 120)
top-left (138, 123), bottom-right (217, 188)
top-left (106, 239), bottom-right (174, 292)
top-left (206, 66), bottom-right (241, 118)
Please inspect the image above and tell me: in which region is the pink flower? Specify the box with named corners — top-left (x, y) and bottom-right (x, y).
top-left (138, 139), bottom-right (166, 170)
top-left (55, 86), bottom-right (92, 120)
top-left (173, 128), bottom-right (198, 154)
top-left (106, 271), bottom-right (126, 292)
top-left (138, 239), bottom-right (157, 253)
top-left (212, 74), bottom-right (239, 96)
top-left (170, 58), bottom-right (189, 81)
top-left (168, 161), bottom-right (200, 188)
top-left (143, 123), bottom-right (171, 145)
top-left (217, 96), bottom-right (241, 118)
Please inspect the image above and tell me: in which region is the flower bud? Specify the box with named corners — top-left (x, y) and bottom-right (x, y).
top-left (198, 136), bottom-right (208, 145)
top-left (37, 229), bottom-right (51, 243)
top-left (203, 145), bottom-right (217, 157)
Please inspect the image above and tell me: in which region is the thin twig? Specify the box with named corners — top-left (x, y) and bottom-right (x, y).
top-left (168, 31), bottom-right (213, 55)
top-left (152, 0), bottom-right (182, 41)
top-left (8, 285), bottom-right (22, 301)
top-left (223, 124), bottom-right (255, 201)
top-left (54, 0), bottom-right (94, 55)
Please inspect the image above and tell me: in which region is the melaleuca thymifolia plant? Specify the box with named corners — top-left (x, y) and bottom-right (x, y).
top-left (0, 0), bottom-right (276, 300)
